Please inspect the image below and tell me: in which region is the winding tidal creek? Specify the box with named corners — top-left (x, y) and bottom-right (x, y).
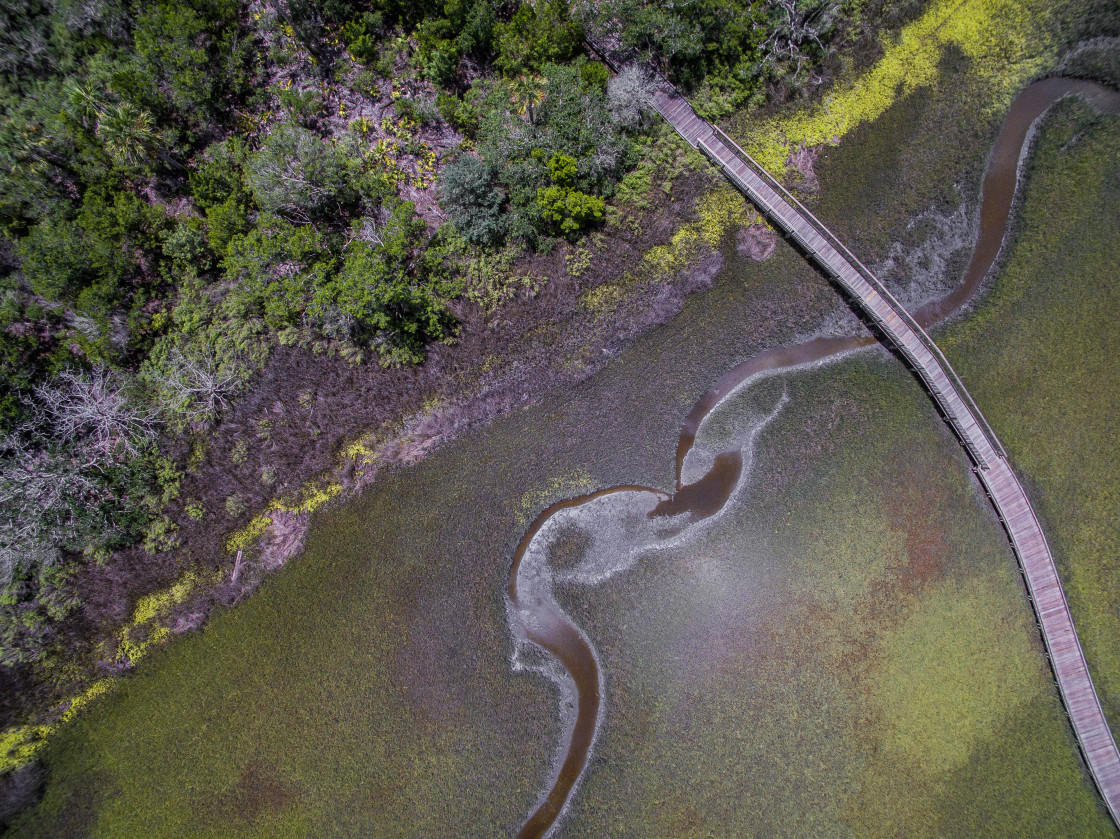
top-left (506, 77), bottom-right (1120, 839)
top-left (11, 71), bottom-right (1120, 839)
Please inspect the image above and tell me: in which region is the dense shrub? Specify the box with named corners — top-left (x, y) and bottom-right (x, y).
top-left (536, 153), bottom-right (604, 235)
top-left (320, 202), bottom-right (455, 364)
top-left (495, 0), bottom-right (584, 76)
top-left (456, 61), bottom-right (625, 246)
top-left (248, 124), bottom-right (359, 224)
top-left (131, 0), bottom-right (254, 124)
top-left (441, 153), bottom-right (507, 246)
top-left (17, 218), bottom-right (91, 302)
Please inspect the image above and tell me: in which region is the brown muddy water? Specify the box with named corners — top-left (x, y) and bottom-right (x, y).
top-left (506, 76), bottom-right (1120, 839)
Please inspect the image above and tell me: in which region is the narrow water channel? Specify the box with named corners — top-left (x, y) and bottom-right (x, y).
top-left (506, 76), bottom-right (1120, 839)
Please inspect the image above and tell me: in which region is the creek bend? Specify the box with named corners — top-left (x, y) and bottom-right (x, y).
top-left (505, 76), bottom-right (1120, 839)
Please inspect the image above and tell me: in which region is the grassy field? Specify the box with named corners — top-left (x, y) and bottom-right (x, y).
top-left (942, 97), bottom-right (1120, 738)
top-left (9, 8), bottom-right (1120, 839)
top-left (7, 452), bottom-right (558, 837)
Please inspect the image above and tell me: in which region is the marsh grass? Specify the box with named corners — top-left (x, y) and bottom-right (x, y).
top-left (10, 11), bottom-right (1120, 839)
top-left (9, 450), bottom-right (559, 838)
top-left (558, 353), bottom-right (1111, 837)
top-left (6, 214), bottom-right (843, 837)
top-left (941, 98), bottom-right (1120, 738)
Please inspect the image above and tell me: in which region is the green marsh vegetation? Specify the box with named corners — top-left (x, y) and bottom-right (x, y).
top-left (531, 20), bottom-right (1120, 835)
top-left (14, 67), bottom-right (1120, 828)
top-left (942, 95), bottom-right (1120, 739)
top-left (543, 25), bottom-right (1120, 836)
top-left (558, 356), bottom-right (1112, 837)
top-left (3, 238), bottom-right (844, 837)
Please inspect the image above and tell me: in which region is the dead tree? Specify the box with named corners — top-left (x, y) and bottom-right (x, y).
top-left (155, 349), bottom-right (243, 426)
top-left (31, 366), bottom-right (158, 457)
top-left (756, 0), bottom-right (838, 87)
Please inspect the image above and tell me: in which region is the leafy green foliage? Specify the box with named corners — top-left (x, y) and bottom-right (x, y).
top-left (405, 0), bottom-right (499, 85)
top-left (441, 153), bottom-right (506, 246)
top-left (536, 185), bottom-right (604, 235)
top-left (436, 91), bottom-right (481, 136)
top-left (536, 153), bottom-right (605, 235)
top-left (131, 0), bottom-right (255, 125)
top-left (533, 150), bottom-right (604, 231)
top-left (495, 0), bottom-right (584, 76)
top-left (222, 213), bottom-right (333, 331)
top-left (205, 197), bottom-right (250, 258)
top-left (324, 202), bottom-right (456, 364)
top-left (342, 12), bottom-right (385, 64)
top-left (189, 138), bottom-right (250, 211)
top-left (17, 218), bottom-right (91, 301)
top-left (579, 61), bottom-right (611, 93)
top-left (190, 138), bottom-right (251, 255)
top-left (450, 61), bottom-right (625, 246)
top-left (247, 124), bottom-right (360, 224)
top-left (161, 219), bottom-right (212, 274)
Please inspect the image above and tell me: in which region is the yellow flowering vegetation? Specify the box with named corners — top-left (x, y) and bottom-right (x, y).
top-left (225, 481), bottom-right (343, 554)
top-left (736, 0), bottom-right (1058, 172)
top-left (583, 184), bottom-right (765, 314)
top-left (1, 567), bottom-right (221, 773)
top-left (341, 436), bottom-right (379, 464)
top-left (516, 470), bottom-right (597, 527)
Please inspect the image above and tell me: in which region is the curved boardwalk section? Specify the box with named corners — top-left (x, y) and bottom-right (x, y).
top-left (638, 66), bottom-right (1120, 824)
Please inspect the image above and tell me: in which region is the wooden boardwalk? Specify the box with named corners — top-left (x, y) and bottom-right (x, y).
top-left (637, 66), bottom-right (1120, 824)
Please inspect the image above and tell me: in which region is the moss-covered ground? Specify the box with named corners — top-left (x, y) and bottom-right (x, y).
top-left (10, 6), bottom-right (1120, 838)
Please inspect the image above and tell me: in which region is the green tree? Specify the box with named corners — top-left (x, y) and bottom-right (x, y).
top-left (509, 74), bottom-right (545, 124)
top-left (495, 0), bottom-right (583, 76)
top-left (536, 185), bottom-right (603, 235)
top-left (247, 124), bottom-right (358, 224)
top-left (317, 202), bottom-right (454, 365)
top-left (17, 217), bottom-right (90, 301)
top-left (189, 138), bottom-right (250, 210)
top-left (440, 153), bottom-right (506, 247)
top-left (0, 83), bottom-right (79, 229)
top-left (341, 12), bottom-right (384, 64)
top-left (191, 138), bottom-right (252, 255)
top-left (535, 151), bottom-right (604, 235)
top-left (579, 61), bottom-right (610, 93)
top-left (221, 213), bottom-right (331, 331)
top-left (132, 0), bottom-right (253, 121)
top-left (205, 197), bottom-right (249, 257)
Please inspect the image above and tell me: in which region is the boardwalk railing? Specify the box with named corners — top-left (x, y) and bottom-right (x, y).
top-left (600, 47), bottom-right (1120, 828)
top-left (686, 118), bottom-right (1002, 470)
top-left (708, 123), bottom-right (1008, 462)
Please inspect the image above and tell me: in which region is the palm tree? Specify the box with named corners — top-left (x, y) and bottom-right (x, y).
top-left (63, 79), bottom-right (100, 130)
top-left (97, 102), bottom-right (158, 169)
top-left (511, 74), bottom-right (546, 124)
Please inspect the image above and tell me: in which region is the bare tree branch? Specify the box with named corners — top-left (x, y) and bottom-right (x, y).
top-left (30, 366), bottom-right (158, 457)
top-left (154, 349), bottom-right (242, 425)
